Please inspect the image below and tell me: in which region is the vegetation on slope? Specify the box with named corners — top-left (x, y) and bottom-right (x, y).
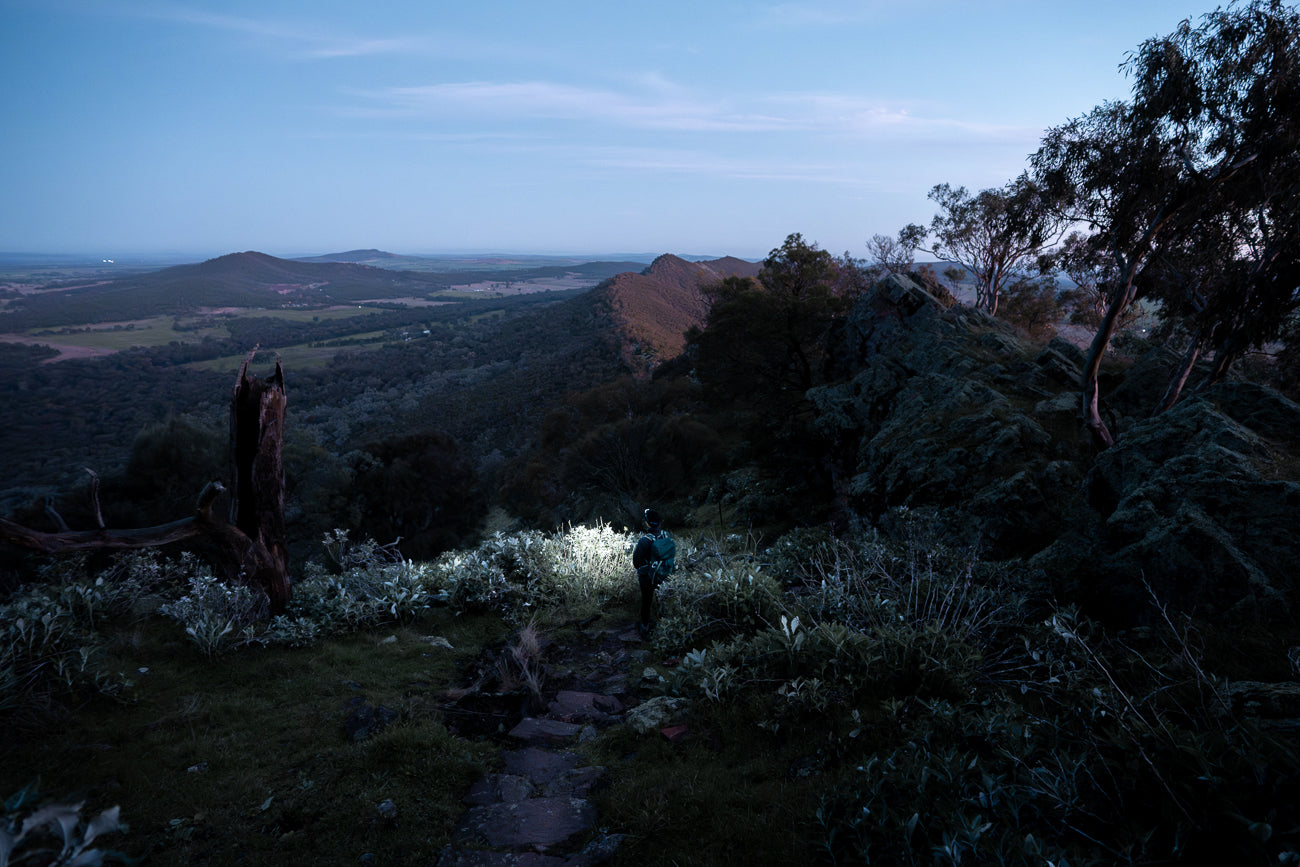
top-left (4, 521), bottom-right (1298, 865)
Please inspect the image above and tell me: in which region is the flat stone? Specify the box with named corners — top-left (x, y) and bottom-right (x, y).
top-left (660, 724), bottom-right (689, 743)
top-left (542, 765), bottom-right (605, 798)
top-left (501, 748), bottom-right (579, 784)
top-left (624, 696), bottom-right (686, 734)
top-left (547, 690), bottom-right (624, 722)
top-left (463, 773), bottom-right (535, 806)
top-left (599, 675), bottom-right (627, 695)
top-left (508, 717), bottom-right (583, 745)
top-left (453, 797), bottom-right (597, 848)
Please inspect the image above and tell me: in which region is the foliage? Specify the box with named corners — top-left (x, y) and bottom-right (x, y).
top-left (1031, 0), bottom-right (1300, 443)
top-left (646, 524), bottom-right (1300, 865)
top-left (998, 274), bottom-right (1065, 341)
top-left (158, 570), bottom-right (268, 659)
top-left (0, 552), bottom-right (173, 715)
top-left (348, 431), bottom-right (486, 560)
top-left (921, 175), bottom-right (1068, 317)
top-left (1048, 230), bottom-right (1140, 331)
top-left (512, 376), bottom-right (725, 520)
top-left (6, 508), bottom-right (1300, 864)
top-left (430, 522), bottom-right (639, 622)
top-left (864, 225), bottom-right (927, 280)
top-left (689, 233), bottom-right (845, 402)
top-left (148, 534), bottom-right (441, 654)
top-left (653, 566), bottom-right (783, 652)
top-left (1, 781), bottom-right (131, 867)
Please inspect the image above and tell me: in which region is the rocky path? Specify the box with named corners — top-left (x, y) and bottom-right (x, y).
top-left (436, 621), bottom-right (682, 866)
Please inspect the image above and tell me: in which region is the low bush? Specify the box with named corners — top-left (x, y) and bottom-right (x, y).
top-left (1, 781), bottom-right (131, 867)
top-left (1, 552), bottom-right (174, 713)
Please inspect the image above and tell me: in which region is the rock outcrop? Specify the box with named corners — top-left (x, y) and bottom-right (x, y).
top-left (811, 273), bottom-right (1300, 621)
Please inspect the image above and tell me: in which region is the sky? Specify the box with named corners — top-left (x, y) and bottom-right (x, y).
top-left (1, 0), bottom-right (1219, 261)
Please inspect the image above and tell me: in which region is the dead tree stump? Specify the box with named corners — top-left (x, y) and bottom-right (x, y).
top-left (0, 349), bottom-right (293, 614)
top-left (229, 352), bottom-right (290, 612)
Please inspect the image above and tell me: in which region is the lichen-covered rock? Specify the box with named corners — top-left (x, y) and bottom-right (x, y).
top-left (624, 696), bottom-right (686, 734)
top-left (814, 274), bottom-right (1088, 556)
top-left (1077, 388), bottom-right (1300, 616)
top-left (814, 273), bottom-right (1300, 618)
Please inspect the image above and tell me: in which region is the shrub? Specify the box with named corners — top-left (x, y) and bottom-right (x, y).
top-left (1, 781), bottom-right (131, 867)
top-left (429, 523), bottom-right (642, 620)
top-left (1, 552), bottom-right (175, 713)
top-left (654, 566), bottom-right (782, 651)
top-left (158, 571), bottom-right (268, 658)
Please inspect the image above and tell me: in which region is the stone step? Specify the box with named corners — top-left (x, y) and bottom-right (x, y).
top-left (452, 797), bottom-right (596, 849)
top-left (508, 717), bottom-right (584, 746)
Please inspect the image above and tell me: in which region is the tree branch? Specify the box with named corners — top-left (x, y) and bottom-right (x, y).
top-left (0, 481), bottom-right (230, 555)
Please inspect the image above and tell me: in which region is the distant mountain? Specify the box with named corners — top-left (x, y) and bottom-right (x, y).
top-left (594, 254), bottom-right (761, 373)
top-left (295, 249), bottom-right (401, 264)
top-left (0, 251), bottom-right (448, 328)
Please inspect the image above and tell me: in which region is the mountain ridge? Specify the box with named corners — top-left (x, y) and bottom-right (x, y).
top-left (593, 253), bottom-right (761, 373)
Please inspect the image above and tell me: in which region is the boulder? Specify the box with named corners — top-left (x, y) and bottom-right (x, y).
top-left (624, 696), bottom-right (686, 734)
top-left (814, 275), bottom-right (1089, 556)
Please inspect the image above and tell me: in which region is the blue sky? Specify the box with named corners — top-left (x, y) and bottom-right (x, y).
top-left (1, 0), bottom-right (1213, 260)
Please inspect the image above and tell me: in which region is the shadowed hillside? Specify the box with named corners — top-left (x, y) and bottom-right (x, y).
top-left (593, 254), bottom-right (760, 374)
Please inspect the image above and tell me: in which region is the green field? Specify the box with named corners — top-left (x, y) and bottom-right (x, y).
top-left (22, 317), bottom-right (228, 351)
top-left (0, 307), bottom-right (399, 364)
top-left (186, 331), bottom-right (395, 373)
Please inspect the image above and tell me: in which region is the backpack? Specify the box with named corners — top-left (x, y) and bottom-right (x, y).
top-left (647, 531), bottom-right (676, 584)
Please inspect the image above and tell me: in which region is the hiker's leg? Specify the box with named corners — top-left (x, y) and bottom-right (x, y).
top-left (638, 571), bottom-right (654, 625)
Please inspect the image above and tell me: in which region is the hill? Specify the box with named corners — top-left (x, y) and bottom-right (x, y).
top-left (294, 249), bottom-right (401, 264)
top-left (593, 254), bottom-right (761, 373)
top-left (0, 252), bottom-right (650, 331)
top-left (0, 251), bottom-right (447, 329)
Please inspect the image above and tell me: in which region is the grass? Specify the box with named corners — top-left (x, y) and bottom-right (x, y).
top-left (2, 610), bottom-right (503, 866)
top-left (586, 702), bottom-right (819, 864)
top-left (6, 524), bottom-right (1300, 865)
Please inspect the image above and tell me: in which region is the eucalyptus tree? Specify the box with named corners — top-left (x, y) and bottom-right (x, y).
top-left (865, 223), bottom-right (926, 278)
top-left (1032, 0), bottom-right (1300, 446)
top-left (922, 174), bottom-right (1068, 316)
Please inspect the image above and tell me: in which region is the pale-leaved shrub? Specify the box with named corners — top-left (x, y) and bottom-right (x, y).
top-left (159, 571), bottom-right (267, 658)
top-left (1, 551), bottom-right (176, 710)
top-left (1, 781), bottom-right (131, 866)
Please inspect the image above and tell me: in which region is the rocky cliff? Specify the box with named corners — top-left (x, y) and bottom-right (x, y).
top-left (812, 274), bottom-right (1300, 623)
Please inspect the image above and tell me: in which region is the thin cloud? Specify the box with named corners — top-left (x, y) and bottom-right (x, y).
top-left (349, 79), bottom-right (1036, 143)
top-left (752, 0), bottom-right (923, 28)
top-left (354, 81), bottom-right (777, 132)
top-left (131, 6), bottom-right (430, 59)
top-left (585, 147), bottom-right (864, 184)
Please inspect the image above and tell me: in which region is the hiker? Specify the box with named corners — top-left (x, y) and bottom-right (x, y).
top-left (632, 508), bottom-right (675, 636)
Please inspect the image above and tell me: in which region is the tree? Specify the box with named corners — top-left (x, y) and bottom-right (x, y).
top-left (1032, 0), bottom-right (1300, 445)
top-left (865, 224), bottom-right (926, 279)
top-left (1048, 231), bottom-right (1117, 329)
top-left (922, 175), bottom-right (1068, 316)
top-left (350, 430), bottom-right (484, 560)
top-left (0, 352), bottom-right (292, 612)
top-left (689, 234), bottom-right (842, 401)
